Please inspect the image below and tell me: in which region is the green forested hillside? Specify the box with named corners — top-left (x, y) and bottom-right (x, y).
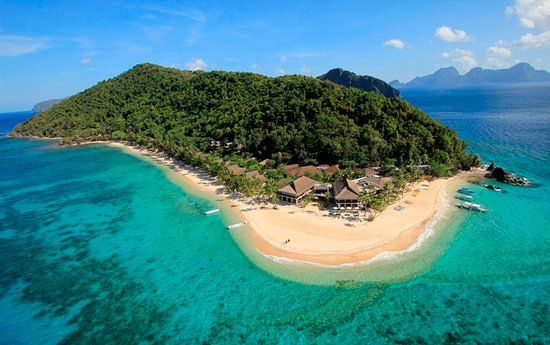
top-left (13, 63), bottom-right (476, 170)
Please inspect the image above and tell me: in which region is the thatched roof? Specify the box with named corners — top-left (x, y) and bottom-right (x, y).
top-left (333, 179), bottom-right (361, 201)
top-left (277, 176), bottom-right (319, 198)
top-left (325, 164), bottom-right (340, 175)
top-left (245, 170), bottom-right (267, 182)
top-left (355, 167), bottom-right (378, 176)
top-left (362, 175), bottom-right (393, 189)
top-left (285, 164), bottom-right (319, 177)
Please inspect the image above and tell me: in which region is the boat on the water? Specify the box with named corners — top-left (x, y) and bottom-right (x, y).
top-left (455, 195), bottom-right (473, 201)
top-left (227, 221), bottom-right (247, 229)
top-left (484, 184), bottom-right (503, 192)
top-left (455, 202), bottom-right (490, 212)
top-left (458, 187), bottom-right (475, 195)
top-left (204, 208), bottom-right (220, 215)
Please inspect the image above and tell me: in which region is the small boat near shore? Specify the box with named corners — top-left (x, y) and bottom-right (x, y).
top-left (455, 202), bottom-right (490, 212)
top-left (484, 184), bottom-right (503, 192)
top-left (455, 195), bottom-right (473, 201)
top-left (458, 187), bottom-right (475, 195)
top-left (227, 221), bottom-right (247, 229)
top-left (204, 208), bottom-right (220, 215)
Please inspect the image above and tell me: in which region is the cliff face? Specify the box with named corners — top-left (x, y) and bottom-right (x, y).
top-left (318, 68), bottom-right (400, 98)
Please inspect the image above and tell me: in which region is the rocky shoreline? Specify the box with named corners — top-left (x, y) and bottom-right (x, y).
top-left (485, 163), bottom-right (533, 186)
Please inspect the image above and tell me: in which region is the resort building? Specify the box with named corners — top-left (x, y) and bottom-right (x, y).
top-left (284, 164), bottom-right (300, 175)
top-left (277, 176), bottom-right (319, 204)
top-left (312, 184), bottom-right (332, 198)
top-left (316, 164), bottom-right (329, 172)
top-left (355, 167), bottom-right (378, 176)
top-left (357, 175), bottom-right (393, 190)
top-left (284, 164), bottom-right (318, 177)
top-left (325, 164), bottom-right (340, 175)
top-left (332, 179), bottom-right (362, 209)
top-left (245, 170), bottom-right (267, 182)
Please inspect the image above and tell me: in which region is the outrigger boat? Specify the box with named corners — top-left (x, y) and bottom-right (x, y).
top-left (227, 221), bottom-right (247, 230)
top-left (455, 195), bottom-right (473, 201)
top-left (455, 202), bottom-right (490, 212)
top-left (484, 184), bottom-right (503, 192)
top-left (204, 208), bottom-right (220, 215)
top-left (458, 187), bottom-right (475, 195)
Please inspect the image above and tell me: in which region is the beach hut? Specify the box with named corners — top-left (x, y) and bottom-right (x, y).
top-left (333, 179), bottom-right (362, 209)
top-left (277, 176), bottom-right (319, 204)
top-left (245, 170), bottom-right (267, 182)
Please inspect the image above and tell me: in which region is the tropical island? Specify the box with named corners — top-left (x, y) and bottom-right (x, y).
top-left (11, 63), bottom-right (483, 265)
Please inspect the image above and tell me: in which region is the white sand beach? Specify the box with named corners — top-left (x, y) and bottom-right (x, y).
top-left (104, 141), bottom-right (484, 266)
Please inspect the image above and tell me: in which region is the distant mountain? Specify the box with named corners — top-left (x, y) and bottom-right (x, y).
top-left (406, 67), bottom-right (462, 88)
top-left (31, 99), bottom-right (63, 113)
top-left (389, 80), bottom-right (404, 89)
top-left (397, 63), bottom-right (550, 88)
top-left (318, 68), bottom-right (400, 98)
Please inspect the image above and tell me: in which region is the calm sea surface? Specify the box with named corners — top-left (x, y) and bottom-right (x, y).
top-left (0, 84), bottom-right (548, 344)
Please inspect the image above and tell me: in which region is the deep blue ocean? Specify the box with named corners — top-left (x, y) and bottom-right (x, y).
top-left (0, 84), bottom-right (548, 344)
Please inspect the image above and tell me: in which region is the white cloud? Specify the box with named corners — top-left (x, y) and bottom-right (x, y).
top-left (80, 58), bottom-right (92, 64)
top-left (185, 58), bottom-right (207, 71)
top-left (300, 66), bottom-right (311, 73)
top-left (0, 35), bottom-right (50, 57)
top-left (383, 38), bottom-right (405, 49)
top-left (441, 49), bottom-right (477, 71)
top-left (514, 30), bottom-right (550, 47)
top-left (251, 64), bottom-right (261, 70)
top-left (506, 0), bottom-right (550, 29)
top-left (486, 46), bottom-right (512, 57)
top-left (435, 26), bottom-right (473, 42)
top-left (274, 68), bottom-right (285, 75)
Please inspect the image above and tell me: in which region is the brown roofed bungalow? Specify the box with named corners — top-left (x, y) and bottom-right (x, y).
top-left (284, 164), bottom-right (300, 175)
top-left (325, 164), bottom-right (340, 175)
top-left (277, 176), bottom-right (319, 204)
top-left (355, 167), bottom-right (378, 177)
top-left (332, 179), bottom-right (362, 209)
top-left (285, 164), bottom-right (319, 177)
top-left (245, 170), bottom-right (267, 182)
top-left (361, 175), bottom-right (393, 189)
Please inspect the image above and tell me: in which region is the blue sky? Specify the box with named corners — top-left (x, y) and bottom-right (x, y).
top-left (1, 0), bottom-right (549, 111)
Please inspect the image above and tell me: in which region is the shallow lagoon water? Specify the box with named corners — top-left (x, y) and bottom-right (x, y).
top-left (0, 84), bottom-right (549, 344)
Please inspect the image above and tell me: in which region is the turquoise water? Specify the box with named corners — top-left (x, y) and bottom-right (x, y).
top-left (1, 83), bottom-right (549, 344)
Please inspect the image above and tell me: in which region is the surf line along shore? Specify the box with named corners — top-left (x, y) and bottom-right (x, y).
top-left (92, 141), bottom-right (484, 267)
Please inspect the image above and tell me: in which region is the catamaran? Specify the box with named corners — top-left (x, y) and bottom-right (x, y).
top-left (455, 202), bottom-right (489, 212)
top-left (204, 208), bottom-right (220, 215)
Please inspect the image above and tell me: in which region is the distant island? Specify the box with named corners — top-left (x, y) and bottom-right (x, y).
top-left (11, 63), bottom-right (484, 265)
top-left (391, 63), bottom-right (550, 88)
top-left (31, 98), bottom-right (63, 113)
top-left (318, 68), bottom-right (400, 98)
